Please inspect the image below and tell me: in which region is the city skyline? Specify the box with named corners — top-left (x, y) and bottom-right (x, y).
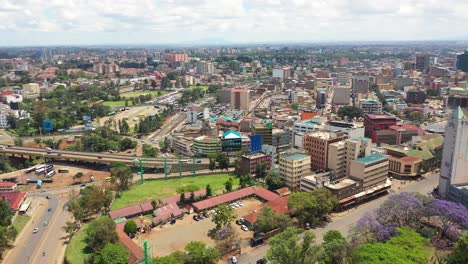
top-left (1, 0), bottom-right (468, 46)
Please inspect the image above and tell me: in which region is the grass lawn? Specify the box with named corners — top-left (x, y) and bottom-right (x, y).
top-left (13, 215), bottom-right (31, 234)
top-left (188, 85), bottom-right (209, 91)
top-left (102, 100), bottom-right (134, 107)
top-left (120, 90), bottom-right (168, 98)
top-left (65, 224), bottom-right (90, 264)
top-left (111, 174), bottom-right (239, 210)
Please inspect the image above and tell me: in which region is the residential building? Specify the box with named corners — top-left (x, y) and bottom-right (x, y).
top-left (303, 131), bottom-right (347, 171)
top-left (438, 107), bottom-right (468, 206)
top-left (337, 72), bottom-right (352, 85)
top-left (228, 60), bottom-right (241, 74)
top-left (388, 156), bottom-right (422, 178)
top-left (359, 99), bottom-right (382, 115)
top-left (332, 85), bottom-right (351, 105)
top-left (252, 123), bottom-right (272, 145)
top-left (350, 153), bottom-right (389, 189)
top-left (352, 75), bottom-right (370, 94)
top-left (279, 153), bottom-right (311, 191)
top-left (192, 136), bottom-right (220, 156)
top-left (230, 89), bottom-right (250, 110)
top-left (456, 51), bottom-right (468, 73)
top-left (300, 172), bottom-right (332, 192)
top-left (262, 144), bottom-right (277, 164)
top-left (415, 54), bottom-right (430, 72)
top-left (363, 114), bottom-right (397, 143)
top-left (272, 129), bottom-right (291, 149)
top-left (196, 61), bottom-right (214, 75)
top-left (316, 88), bottom-right (327, 109)
top-left (328, 137), bottom-right (371, 180)
top-left (406, 89), bottom-right (426, 104)
top-left (22, 83), bottom-right (40, 94)
top-left (272, 67), bottom-right (291, 80)
top-left (238, 153), bottom-right (272, 176)
top-left (163, 53), bottom-right (189, 65)
top-left (92, 63), bottom-right (120, 75)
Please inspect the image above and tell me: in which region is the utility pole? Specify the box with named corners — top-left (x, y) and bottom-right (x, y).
top-left (144, 240), bottom-right (150, 264)
top-left (178, 155), bottom-right (182, 177)
top-left (139, 159), bottom-right (144, 184)
top-left (164, 158), bottom-right (168, 179)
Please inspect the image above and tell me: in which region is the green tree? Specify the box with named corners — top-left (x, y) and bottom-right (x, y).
top-left (256, 162), bottom-right (267, 179)
top-left (320, 230), bottom-right (349, 264)
top-left (447, 232), bottom-right (468, 264)
top-left (206, 184), bottom-right (212, 197)
top-left (0, 158), bottom-right (14, 175)
top-left (288, 188), bottom-right (337, 225)
top-left (355, 227), bottom-right (429, 264)
top-left (85, 216), bottom-right (118, 250)
top-left (119, 138), bottom-right (136, 151)
top-left (0, 200), bottom-right (12, 226)
top-left (110, 162), bottom-right (133, 191)
top-left (184, 241), bottom-right (220, 264)
top-left (152, 251), bottom-right (185, 264)
top-left (265, 171), bottom-right (285, 190)
top-left (267, 227), bottom-right (321, 264)
top-left (120, 119), bottom-right (130, 135)
top-left (208, 158), bottom-right (216, 172)
top-left (124, 220), bottom-right (138, 235)
top-left (239, 175), bottom-right (256, 188)
top-left (211, 204), bottom-right (236, 229)
top-left (189, 191), bottom-right (195, 204)
top-left (337, 106), bottom-right (363, 121)
top-left (216, 153), bottom-right (229, 171)
top-left (93, 243), bottom-right (129, 264)
top-left (224, 178), bottom-right (233, 192)
top-left (254, 206), bottom-right (292, 233)
top-left (179, 193), bottom-right (186, 206)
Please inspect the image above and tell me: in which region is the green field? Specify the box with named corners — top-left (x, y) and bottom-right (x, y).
top-left (13, 215), bottom-right (31, 234)
top-left (111, 174), bottom-right (239, 210)
top-left (65, 224), bottom-right (90, 264)
top-left (188, 85), bottom-right (209, 91)
top-left (102, 100), bottom-right (134, 107)
top-left (120, 90), bottom-right (168, 98)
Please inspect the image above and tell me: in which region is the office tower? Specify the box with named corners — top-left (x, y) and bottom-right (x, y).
top-left (415, 54), bottom-right (430, 72)
top-left (303, 131), bottom-right (347, 171)
top-left (230, 89), bottom-right (250, 110)
top-left (279, 153), bottom-right (311, 191)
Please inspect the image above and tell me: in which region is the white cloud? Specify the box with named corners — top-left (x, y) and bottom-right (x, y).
top-left (0, 0), bottom-right (468, 45)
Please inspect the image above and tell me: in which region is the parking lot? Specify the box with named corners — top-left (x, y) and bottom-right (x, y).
top-left (139, 198), bottom-right (264, 257)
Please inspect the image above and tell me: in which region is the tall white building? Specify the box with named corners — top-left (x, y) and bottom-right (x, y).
top-left (328, 138), bottom-right (372, 180)
top-left (438, 107), bottom-right (468, 206)
top-left (196, 61), bottom-right (214, 75)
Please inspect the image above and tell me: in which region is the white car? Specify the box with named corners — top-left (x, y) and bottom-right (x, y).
top-left (241, 225), bottom-right (249, 231)
top-left (33, 227), bottom-right (39, 233)
top-left (231, 256), bottom-right (238, 264)
top-left (237, 202), bottom-right (244, 207)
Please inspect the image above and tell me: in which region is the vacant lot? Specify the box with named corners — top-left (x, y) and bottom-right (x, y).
top-left (65, 224), bottom-right (90, 264)
top-left (140, 198), bottom-right (262, 257)
top-left (120, 90), bottom-right (168, 98)
top-left (102, 100), bottom-right (134, 108)
top-left (188, 85), bottom-right (209, 91)
top-left (13, 215), bottom-right (31, 234)
top-left (111, 174), bottom-right (239, 210)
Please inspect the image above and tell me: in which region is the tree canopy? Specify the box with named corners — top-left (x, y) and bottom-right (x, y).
top-left (110, 162), bottom-right (133, 192)
top-left (184, 241), bottom-right (220, 264)
top-left (85, 216), bottom-right (118, 250)
top-left (211, 204), bottom-right (236, 230)
top-left (93, 243), bottom-right (129, 264)
top-left (288, 188), bottom-right (337, 225)
top-left (267, 227), bottom-right (321, 264)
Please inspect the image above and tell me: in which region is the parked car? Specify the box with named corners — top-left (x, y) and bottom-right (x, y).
top-left (46, 195), bottom-right (51, 199)
top-left (193, 215), bottom-right (200, 221)
top-left (323, 215), bottom-right (332, 223)
top-left (257, 259), bottom-right (266, 264)
top-left (231, 256), bottom-right (238, 264)
top-left (203, 212), bottom-right (210, 218)
top-left (44, 221), bottom-right (48, 226)
top-left (198, 214), bottom-right (204, 220)
top-left (238, 201), bottom-right (244, 207)
top-left (250, 236), bottom-right (264, 247)
top-left (241, 225), bottom-right (249, 231)
top-left (305, 223), bottom-right (311, 230)
top-left (80, 184), bottom-right (87, 187)
top-left (33, 227), bottom-right (39, 233)
top-left (48, 208), bottom-right (52, 212)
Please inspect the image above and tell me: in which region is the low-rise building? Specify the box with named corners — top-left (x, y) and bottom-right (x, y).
top-left (389, 156), bottom-right (422, 178)
top-left (171, 136), bottom-right (193, 156)
top-left (192, 136), bottom-right (220, 156)
top-left (350, 153), bottom-right (389, 189)
top-left (359, 99), bottom-right (382, 115)
top-left (238, 153), bottom-right (272, 176)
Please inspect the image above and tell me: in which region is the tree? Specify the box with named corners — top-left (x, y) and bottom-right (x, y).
top-left (211, 204), bottom-right (236, 229)
top-left (189, 191), bottom-right (195, 203)
top-left (152, 251), bottom-right (185, 264)
top-left (337, 106), bottom-right (363, 121)
top-left (320, 230), bottom-right (350, 264)
top-left (179, 193), bottom-right (186, 206)
top-left (208, 158), bottom-right (216, 172)
top-left (239, 175), bottom-right (256, 188)
top-left (184, 241), bottom-right (220, 264)
top-left (256, 162), bottom-right (267, 179)
top-left (124, 220), bottom-right (138, 235)
top-left (427, 199), bottom-right (468, 237)
top-left (355, 227), bottom-right (429, 264)
top-left (110, 162), bottom-right (133, 192)
top-left (350, 213), bottom-right (395, 244)
top-left (205, 184), bottom-right (212, 197)
top-left (93, 243), bottom-right (129, 264)
top-left (254, 206), bottom-right (292, 234)
top-left (120, 119), bottom-right (130, 135)
top-left (0, 200), bottom-right (12, 226)
top-left (288, 188), bottom-right (337, 225)
top-left (267, 227), bottom-right (321, 264)
top-left (216, 153), bottom-right (229, 171)
top-left (119, 138), bottom-right (136, 151)
top-left (85, 216), bottom-right (118, 250)
top-left (224, 178), bottom-right (233, 192)
top-left (265, 171), bottom-right (284, 190)
top-left (63, 221), bottom-right (80, 239)
top-left (214, 224), bottom-right (240, 254)
top-left (447, 233), bottom-right (468, 264)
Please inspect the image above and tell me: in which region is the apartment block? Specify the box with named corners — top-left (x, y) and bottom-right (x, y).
top-left (279, 153), bottom-right (311, 191)
top-left (252, 123), bottom-right (273, 145)
top-left (303, 131), bottom-right (347, 171)
top-left (230, 89), bottom-right (250, 110)
top-left (350, 153), bottom-right (389, 189)
top-left (328, 138), bottom-right (371, 180)
top-left (238, 153), bottom-right (272, 176)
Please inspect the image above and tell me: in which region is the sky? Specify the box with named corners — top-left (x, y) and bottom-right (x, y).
top-left (1, 0), bottom-right (468, 46)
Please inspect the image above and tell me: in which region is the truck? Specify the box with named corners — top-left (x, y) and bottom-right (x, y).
top-left (25, 167), bottom-right (37, 174)
top-left (35, 168), bottom-right (46, 175)
top-left (36, 180), bottom-right (43, 188)
top-left (46, 170), bottom-right (56, 178)
top-left (27, 178), bottom-right (39, 183)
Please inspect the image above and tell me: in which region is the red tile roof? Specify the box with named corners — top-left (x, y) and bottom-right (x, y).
top-left (274, 187), bottom-right (291, 197)
top-left (153, 203), bottom-right (183, 222)
top-left (242, 196), bottom-right (290, 225)
top-left (192, 187), bottom-right (279, 211)
top-left (37, 73), bottom-right (56, 79)
top-left (0, 182), bottom-right (16, 188)
top-left (109, 204), bottom-right (145, 220)
top-left (116, 222), bottom-right (144, 264)
top-left (0, 192), bottom-right (26, 210)
top-left (399, 156), bottom-right (422, 163)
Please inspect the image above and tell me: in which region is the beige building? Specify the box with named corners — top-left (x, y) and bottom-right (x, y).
top-left (303, 131), bottom-right (347, 171)
top-left (328, 137), bottom-right (372, 180)
top-left (350, 153), bottom-right (389, 189)
top-left (22, 83), bottom-right (40, 94)
top-left (230, 89), bottom-right (250, 110)
top-left (389, 156), bottom-right (422, 178)
top-left (279, 153), bottom-right (311, 191)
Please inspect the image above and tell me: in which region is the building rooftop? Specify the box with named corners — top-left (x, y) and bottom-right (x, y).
top-left (281, 153), bottom-right (310, 161)
top-left (355, 153), bottom-right (388, 164)
top-left (365, 114), bottom-right (397, 120)
top-left (326, 179), bottom-right (357, 190)
top-left (222, 130), bottom-right (241, 139)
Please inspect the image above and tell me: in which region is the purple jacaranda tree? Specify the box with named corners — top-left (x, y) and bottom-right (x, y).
top-left (376, 192), bottom-right (431, 228)
top-left (349, 213), bottom-right (395, 244)
top-left (428, 199), bottom-right (468, 237)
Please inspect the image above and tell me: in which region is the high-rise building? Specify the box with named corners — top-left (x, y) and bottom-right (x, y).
top-left (332, 85), bottom-right (351, 105)
top-left (196, 61), bottom-right (214, 75)
top-left (316, 88), bottom-right (327, 109)
top-left (279, 153), bottom-right (311, 191)
top-left (415, 54), bottom-right (430, 72)
top-left (352, 75), bottom-right (370, 94)
top-left (163, 53), bottom-right (189, 65)
top-left (230, 89), bottom-right (250, 110)
top-left (337, 72), bottom-right (352, 85)
top-left (229, 60), bottom-right (241, 74)
top-left (406, 89), bottom-right (426, 104)
top-left (350, 153), bottom-right (389, 189)
top-left (438, 107), bottom-right (468, 206)
top-left (303, 131), bottom-right (347, 171)
top-left (363, 114), bottom-right (397, 143)
top-left (252, 123), bottom-right (273, 145)
top-left (359, 99), bottom-right (382, 115)
top-left (456, 51), bottom-right (468, 73)
top-left (328, 138), bottom-right (372, 180)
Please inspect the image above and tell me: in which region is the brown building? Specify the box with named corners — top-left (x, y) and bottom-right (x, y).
top-left (389, 156), bottom-right (422, 178)
top-left (303, 131), bottom-right (347, 171)
top-left (252, 123), bottom-right (273, 145)
top-left (237, 153), bottom-right (272, 176)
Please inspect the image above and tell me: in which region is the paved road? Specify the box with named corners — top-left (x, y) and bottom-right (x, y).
top-left (237, 173), bottom-right (440, 263)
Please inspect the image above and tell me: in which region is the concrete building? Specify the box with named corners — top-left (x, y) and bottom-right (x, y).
top-left (192, 136), bottom-right (220, 156)
top-left (272, 67), bottom-right (291, 80)
top-left (456, 51), bottom-right (468, 73)
top-left (262, 144), bottom-right (277, 164)
top-left (252, 123), bottom-right (273, 145)
top-left (388, 156), bottom-right (422, 178)
top-left (352, 75), bottom-right (370, 94)
top-left (438, 107), bottom-right (468, 206)
top-left (350, 153), bottom-right (389, 189)
top-left (406, 89), bottom-right (426, 104)
top-left (300, 172), bottom-right (332, 192)
top-left (316, 88), bottom-right (327, 109)
top-left (22, 83), bottom-right (40, 94)
top-left (328, 137), bottom-right (372, 180)
top-left (163, 53), bottom-right (189, 65)
top-left (93, 63), bottom-right (120, 75)
top-left (363, 114), bottom-right (397, 143)
top-left (196, 61), bottom-right (214, 75)
top-left (238, 153), bottom-right (271, 176)
top-left (415, 54), bottom-right (430, 72)
top-left (333, 85), bottom-right (351, 105)
top-left (272, 129), bottom-right (291, 149)
top-left (221, 130), bottom-right (242, 153)
top-left (303, 131), bottom-right (347, 171)
top-left (217, 88), bottom-right (232, 104)
top-left (186, 107), bottom-right (201, 124)
top-left (230, 89), bottom-right (250, 110)
top-left (337, 72), bottom-right (352, 85)
top-left (359, 99), bottom-right (382, 115)
top-left (279, 153), bottom-right (311, 191)
top-left (171, 136), bottom-right (193, 156)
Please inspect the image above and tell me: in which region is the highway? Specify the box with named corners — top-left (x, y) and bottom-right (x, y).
top-left (237, 173), bottom-right (440, 263)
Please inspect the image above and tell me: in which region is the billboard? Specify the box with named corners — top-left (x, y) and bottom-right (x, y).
top-left (250, 134), bottom-right (262, 153)
top-left (43, 120), bottom-right (54, 131)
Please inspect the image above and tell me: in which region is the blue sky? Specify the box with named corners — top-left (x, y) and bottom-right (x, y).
top-left (0, 0), bottom-right (468, 46)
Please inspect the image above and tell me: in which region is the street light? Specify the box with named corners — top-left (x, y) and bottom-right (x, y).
top-left (133, 158), bottom-right (144, 184)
